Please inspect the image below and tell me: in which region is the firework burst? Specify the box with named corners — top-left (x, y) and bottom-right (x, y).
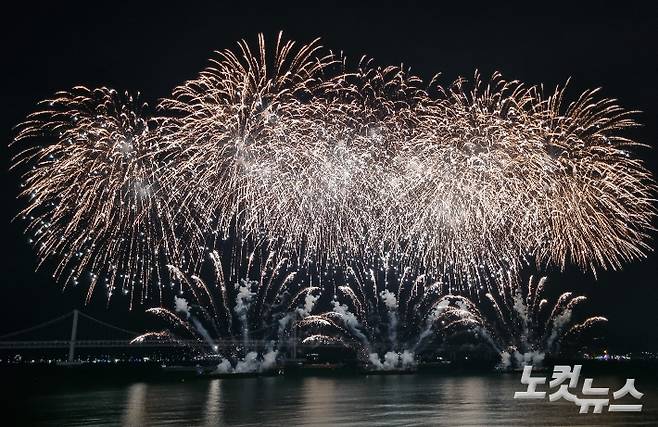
top-left (12, 33), bottom-right (655, 304)
top-left (11, 88), bottom-right (198, 307)
top-left (158, 33), bottom-right (655, 293)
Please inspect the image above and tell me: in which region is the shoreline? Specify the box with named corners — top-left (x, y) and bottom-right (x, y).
top-left (2, 358), bottom-right (656, 385)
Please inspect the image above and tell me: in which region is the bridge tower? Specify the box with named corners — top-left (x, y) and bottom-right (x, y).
top-left (67, 309), bottom-right (79, 362)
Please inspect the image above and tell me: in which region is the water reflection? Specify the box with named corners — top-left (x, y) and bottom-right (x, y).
top-left (121, 383), bottom-right (147, 426)
top-left (27, 373), bottom-right (656, 426)
top-left (203, 379), bottom-right (223, 426)
top-left (301, 377), bottom-right (338, 424)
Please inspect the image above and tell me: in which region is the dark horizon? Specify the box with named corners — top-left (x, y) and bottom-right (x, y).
top-left (1, 2), bottom-right (657, 353)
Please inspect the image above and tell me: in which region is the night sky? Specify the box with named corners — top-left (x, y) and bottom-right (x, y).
top-left (1, 2), bottom-right (656, 351)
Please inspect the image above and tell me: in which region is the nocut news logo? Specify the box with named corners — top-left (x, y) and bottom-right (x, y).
top-left (513, 365), bottom-right (643, 414)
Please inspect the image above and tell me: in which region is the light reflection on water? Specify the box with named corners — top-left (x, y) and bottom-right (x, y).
top-left (18, 374), bottom-right (657, 426)
top-left (203, 379), bottom-right (222, 426)
top-left (121, 383), bottom-right (147, 426)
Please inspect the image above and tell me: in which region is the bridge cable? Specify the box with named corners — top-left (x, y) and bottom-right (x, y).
top-left (77, 312), bottom-right (140, 336)
top-left (0, 311), bottom-right (73, 340)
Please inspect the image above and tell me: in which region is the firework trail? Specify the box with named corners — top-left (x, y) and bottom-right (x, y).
top-left (294, 255), bottom-right (501, 369)
top-left (293, 259), bottom-right (606, 370)
top-left (11, 33), bottom-right (655, 305)
top-left (135, 245), bottom-right (323, 372)
top-left (437, 275), bottom-right (608, 368)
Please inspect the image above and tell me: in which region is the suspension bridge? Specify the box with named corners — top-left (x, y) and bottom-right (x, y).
top-left (0, 310), bottom-right (339, 362)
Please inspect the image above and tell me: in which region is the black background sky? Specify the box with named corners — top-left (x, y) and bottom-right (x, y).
top-left (1, 2), bottom-right (656, 351)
